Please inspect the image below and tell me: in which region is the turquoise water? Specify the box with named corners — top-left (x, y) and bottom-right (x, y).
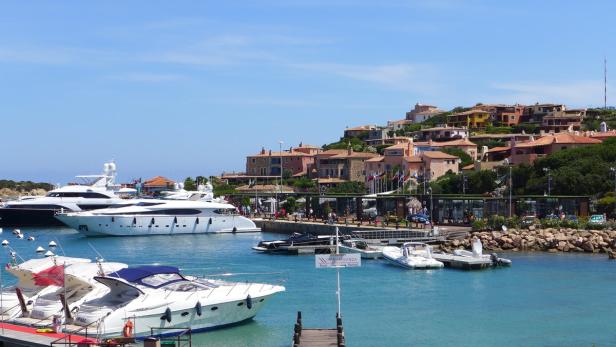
top-left (1, 228), bottom-right (616, 347)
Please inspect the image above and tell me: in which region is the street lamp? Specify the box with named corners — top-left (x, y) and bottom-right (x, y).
top-left (543, 167), bottom-right (551, 196)
top-left (279, 140), bottom-right (284, 212)
top-left (504, 159), bottom-right (513, 218)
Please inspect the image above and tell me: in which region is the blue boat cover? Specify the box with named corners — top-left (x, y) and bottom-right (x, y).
top-left (110, 265), bottom-right (180, 283)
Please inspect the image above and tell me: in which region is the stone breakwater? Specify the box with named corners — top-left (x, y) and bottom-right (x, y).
top-left (443, 227), bottom-right (616, 258)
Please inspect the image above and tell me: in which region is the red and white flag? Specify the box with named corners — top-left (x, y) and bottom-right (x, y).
top-left (32, 265), bottom-right (64, 286)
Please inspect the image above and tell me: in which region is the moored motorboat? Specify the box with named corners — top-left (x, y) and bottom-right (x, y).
top-left (338, 239), bottom-right (382, 259)
top-left (252, 233), bottom-right (334, 253)
top-left (69, 265), bottom-right (285, 338)
top-left (382, 242), bottom-right (444, 269)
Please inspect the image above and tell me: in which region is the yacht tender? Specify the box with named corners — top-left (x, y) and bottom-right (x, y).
top-left (382, 242), bottom-right (444, 269)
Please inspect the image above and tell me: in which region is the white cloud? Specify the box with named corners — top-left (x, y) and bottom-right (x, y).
top-left (491, 80), bottom-right (604, 107)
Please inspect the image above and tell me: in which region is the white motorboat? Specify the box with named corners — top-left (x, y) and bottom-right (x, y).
top-left (55, 200), bottom-right (261, 237)
top-left (338, 239), bottom-right (382, 259)
top-left (0, 162), bottom-right (129, 227)
top-left (70, 265), bottom-right (285, 337)
top-left (382, 242), bottom-right (444, 269)
top-left (449, 237), bottom-right (512, 266)
top-left (12, 261), bottom-right (127, 326)
top-left (1, 256), bottom-right (91, 319)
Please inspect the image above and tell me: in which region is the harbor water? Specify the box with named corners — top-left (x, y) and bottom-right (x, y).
top-left (1, 228), bottom-right (616, 347)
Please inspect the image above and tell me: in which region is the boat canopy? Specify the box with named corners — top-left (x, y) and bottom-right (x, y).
top-left (109, 265), bottom-right (184, 288)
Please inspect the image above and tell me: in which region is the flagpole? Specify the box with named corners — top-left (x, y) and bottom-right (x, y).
top-left (63, 261), bottom-right (67, 338)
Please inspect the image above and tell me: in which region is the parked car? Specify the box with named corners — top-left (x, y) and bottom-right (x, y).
top-left (588, 214), bottom-right (606, 226)
top-left (543, 214), bottom-right (559, 220)
top-left (363, 207), bottom-right (378, 219)
top-left (407, 213), bottom-right (430, 224)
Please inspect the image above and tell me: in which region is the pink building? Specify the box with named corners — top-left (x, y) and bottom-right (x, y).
top-left (510, 133), bottom-right (601, 165)
top-left (246, 143), bottom-right (320, 177)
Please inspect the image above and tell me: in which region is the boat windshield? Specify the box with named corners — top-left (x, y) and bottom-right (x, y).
top-left (141, 273), bottom-right (184, 287)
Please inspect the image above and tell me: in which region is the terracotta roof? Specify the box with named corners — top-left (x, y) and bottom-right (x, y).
top-left (385, 143), bottom-right (410, 150)
top-left (144, 176), bottom-right (175, 187)
top-left (422, 151), bottom-right (459, 160)
top-left (249, 151), bottom-right (312, 157)
top-left (487, 146), bottom-right (511, 153)
top-left (365, 156), bottom-right (385, 162)
top-left (590, 131), bottom-right (616, 139)
top-left (515, 133), bottom-right (602, 148)
top-left (462, 164), bottom-right (475, 170)
top-left (429, 138), bottom-right (477, 147)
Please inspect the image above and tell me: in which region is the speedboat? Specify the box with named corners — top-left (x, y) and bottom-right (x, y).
top-left (382, 242), bottom-right (444, 269)
top-left (70, 265), bottom-right (285, 338)
top-left (0, 162), bottom-right (128, 227)
top-left (338, 239), bottom-right (382, 259)
top-left (12, 261), bottom-right (127, 327)
top-left (55, 200), bottom-right (260, 237)
top-left (448, 237), bottom-right (511, 266)
top-left (1, 256), bottom-right (91, 320)
top-left (252, 233), bottom-right (334, 253)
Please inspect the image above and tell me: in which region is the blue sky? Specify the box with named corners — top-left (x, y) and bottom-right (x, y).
top-left (2, 0), bottom-right (615, 183)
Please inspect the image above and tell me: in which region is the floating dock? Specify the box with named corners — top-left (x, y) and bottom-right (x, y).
top-left (292, 312), bottom-right (345, 347)
top-left (432, 253), bottom-right (495, 270)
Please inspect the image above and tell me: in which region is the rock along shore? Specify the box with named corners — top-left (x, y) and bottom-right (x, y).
top-left (443, 227), bottom-right (616, 258)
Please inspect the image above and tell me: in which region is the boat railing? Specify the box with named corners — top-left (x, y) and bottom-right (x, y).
top-left (149, 327), bottom-right (192, 347)
top-left (49, 321), bottom-right (98, 347)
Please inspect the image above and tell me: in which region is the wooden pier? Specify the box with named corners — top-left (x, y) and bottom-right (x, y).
top-left (292, 312), bottom-right (345, 347)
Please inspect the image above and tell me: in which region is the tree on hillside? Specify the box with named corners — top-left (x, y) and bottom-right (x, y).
top-left (184, 177), bottom-right (196, 191)
top-left (440, 148), bottom-right (473, 169)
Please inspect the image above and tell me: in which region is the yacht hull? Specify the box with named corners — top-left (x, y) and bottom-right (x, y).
top-left (55, 214), bottom-right (261, 237)
top-left (0, 208), bottom-right (66, 227)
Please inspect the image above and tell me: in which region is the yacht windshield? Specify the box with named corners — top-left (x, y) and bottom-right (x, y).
top-left (140, 273), bottom-right (184, 288)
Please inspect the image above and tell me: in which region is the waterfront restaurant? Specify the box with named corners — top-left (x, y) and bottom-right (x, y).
top-left (227, 192), bottom-right (590, 225)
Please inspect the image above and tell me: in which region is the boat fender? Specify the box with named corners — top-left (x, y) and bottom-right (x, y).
top-left (111, 217), bottom-right (115, 223)
top-left (208, 218), bottom-right (212, 225)
top-left (123, 320), bottom-right (133, 337)
top-left (161, 307), bottom-right (172, 323)
top-left (132, 217), bottom-right (136, 225)
top-left (173, 216), bottom-right (177, 224)
top-left (151, 218), bottom-right (155, 225)
top-left (195, 301), bottom-right (202, 316)
top-left (196, 217), bottom-right (199, 225)
top-left (232, 227), bottom-right (237, 233)
top-left (246, 295), bottom-right (253, 309)
top-left (490, 253), bottom-right (499, 266)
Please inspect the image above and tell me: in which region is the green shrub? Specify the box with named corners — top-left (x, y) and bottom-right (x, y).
top-left (540, 218), bottom-right (561, 229)
top-left (504, 216), bottom-right (520, 229)
top-left (487, 215), bottom-right (506, 230)
top-left (472, 219), bottom-right (487, 231)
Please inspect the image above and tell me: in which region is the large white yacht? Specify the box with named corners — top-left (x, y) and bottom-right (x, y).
top-left (69, 265), bottom-right (285, 337)
top-left (0, 163), bottom-right (127, 227)
top-left (55, 199), bottom-right (260, 237)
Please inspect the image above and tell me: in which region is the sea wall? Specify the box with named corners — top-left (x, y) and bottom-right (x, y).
top-left (443, 227), bottom-right (616, 257)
